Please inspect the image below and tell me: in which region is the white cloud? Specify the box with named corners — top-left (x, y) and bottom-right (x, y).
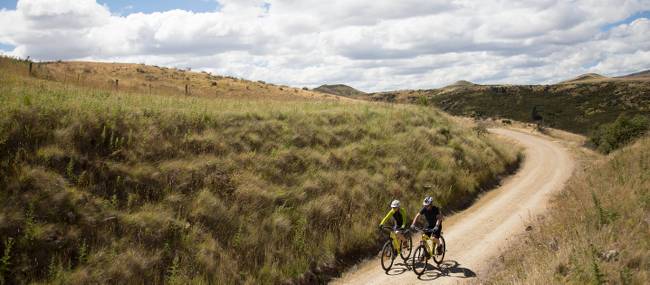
top-left (1, 0), bottom-right (649, 91)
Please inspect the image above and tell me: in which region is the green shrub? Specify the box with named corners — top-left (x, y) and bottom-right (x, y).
top-left (590, 114), bottom-right (649, 153)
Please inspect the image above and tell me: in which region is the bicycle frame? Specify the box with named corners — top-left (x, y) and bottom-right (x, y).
top-left (420, 233), bottom-right (435, 255)
top-left (381, 226), bottom-right (409, 255)
top-left (389, 231), bottom-right (400, 254)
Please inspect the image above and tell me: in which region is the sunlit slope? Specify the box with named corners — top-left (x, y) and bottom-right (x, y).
top-left (0, 57), bottom-right (518, 284)
top-left (11, 57), bottom-right (341, 101)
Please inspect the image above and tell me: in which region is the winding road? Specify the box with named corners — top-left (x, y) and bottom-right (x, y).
top-left (331, 128), bottom-right (575, 284)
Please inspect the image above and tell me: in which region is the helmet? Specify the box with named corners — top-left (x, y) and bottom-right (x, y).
top-left (390, 200), bottom-right (400, 208)
top-left (423, 196), bottom-right (433, 206)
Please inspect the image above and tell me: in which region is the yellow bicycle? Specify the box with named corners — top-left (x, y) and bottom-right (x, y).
top-left (411, 226), bottom-right (446, 276)
top-left (379, 225), bottom-right (413, 272)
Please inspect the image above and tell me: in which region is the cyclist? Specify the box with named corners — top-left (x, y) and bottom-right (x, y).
top-left (411, 196), bottom-right (443, 255)
top-left (379, 199), bottom-right (408, 254)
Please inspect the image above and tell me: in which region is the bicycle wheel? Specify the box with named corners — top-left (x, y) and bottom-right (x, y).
top-left (433, 235), bottom-right (446, 265)
top-left (400, 234), bottom-right (413, 261)
top-left (412, 245), bottom-right (428, 276)
top-left (380, 240), bottom-right (394, 271)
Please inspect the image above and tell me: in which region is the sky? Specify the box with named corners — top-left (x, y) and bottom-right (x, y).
top-left (0, 0), bottom-right (649, 91)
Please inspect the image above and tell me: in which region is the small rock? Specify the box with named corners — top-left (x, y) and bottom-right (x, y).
top-left (102, 216), bottom-right (117, 222)
top-left (525, 225), bottom-right (533, 231)
top-left (548, 238), bottom-right (559, 251)
top-left (602, 249), bottom-right (619, 262)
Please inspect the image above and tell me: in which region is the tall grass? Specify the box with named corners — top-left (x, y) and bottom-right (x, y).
top-left (0, 57), bottom-right (519, 284)
top-left (488, 136), bottom-right (650, 284)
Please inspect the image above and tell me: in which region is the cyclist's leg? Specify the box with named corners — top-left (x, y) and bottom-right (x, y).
top-left (397, 229), bottom-right (406, 242)
top-left (390, 230), bottom-right (400, 254)
top-left (424, 230), bottom-right (434, 255)
top-left (433, 225), bottom-right (443, 253)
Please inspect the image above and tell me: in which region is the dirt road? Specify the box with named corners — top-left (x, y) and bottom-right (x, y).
top-left (331, 128), bottom-right (575, 284)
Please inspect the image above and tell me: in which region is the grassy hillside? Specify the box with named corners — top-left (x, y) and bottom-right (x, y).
top-left (313, 84), bottom-right (367, 97)
top-left (488, 136), bottom-right (650, 284)
top-left (0, 57), bottom-right (519, 284)
top-left (17, 58), bottom-right (341, 102)
top-left (367, 76), bottom-right (650, 137)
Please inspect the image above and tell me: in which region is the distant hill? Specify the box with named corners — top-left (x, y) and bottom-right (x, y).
top-left (442, 80), bottom-right (477, 89)
top-left (559, 73), bottom-right (608, 84)
top-left (314, 84), bottom-right (366, 97)
top-left (367, 71), bottom-right (650, 135)
top-left (618, 69), bottom-right (650, 78)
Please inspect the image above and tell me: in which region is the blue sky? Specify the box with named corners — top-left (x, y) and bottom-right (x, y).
top-left (0, 43), bottom-right (13, 51)
top-left (0, 0), bottom-right (221, 13)
top-left (602, 10), bottom-right (650, 31)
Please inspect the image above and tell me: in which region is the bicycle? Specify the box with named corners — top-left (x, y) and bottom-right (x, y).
top-left (411, 226), bottom-right (446, 276)
top-left (379, 225), bottom-right (413, 272)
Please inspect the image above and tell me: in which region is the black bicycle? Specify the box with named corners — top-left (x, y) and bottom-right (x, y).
top-left (379, 225), bottom-right (413, 272)
top-left (411, 226), bottom-right (446, 276)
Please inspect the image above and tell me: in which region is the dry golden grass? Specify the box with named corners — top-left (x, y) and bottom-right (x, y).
top-left (488, 136), bottom-right (650, 284)
top-left (25, 58), bottom-right (347, 102)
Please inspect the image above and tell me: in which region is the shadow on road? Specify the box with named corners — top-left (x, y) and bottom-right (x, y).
top-left (417, 260), bottom-right (476, 281)
top-left (384, 260), bottom-right (411, 276)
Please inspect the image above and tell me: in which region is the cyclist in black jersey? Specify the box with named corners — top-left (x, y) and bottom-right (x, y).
top-left (411, 196), bottom-right (443, 254)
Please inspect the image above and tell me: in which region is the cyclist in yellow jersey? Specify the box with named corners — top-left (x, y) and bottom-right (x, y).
top-left (379, 200), bottom-right (408, 254)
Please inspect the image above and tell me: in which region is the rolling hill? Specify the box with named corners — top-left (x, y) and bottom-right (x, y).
top-left (559, 73), bottom-right (607, 84)
top-left (367, 72), bottom-right (650, 136)
top-left (22, 59), bottom-right (345, 102)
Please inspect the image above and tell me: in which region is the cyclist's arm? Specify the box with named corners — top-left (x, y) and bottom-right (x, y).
top-left (399, 208), bottom-right (407, 228)
top-left (411, 212), bottom-right (421, 227)
top-left (379, 209), bottom-right (395, 226)
top-left (435, 213), bottom-right (443, 227)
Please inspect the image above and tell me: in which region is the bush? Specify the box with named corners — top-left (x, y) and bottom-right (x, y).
top-left (590, 114), bottom-right (649, 153)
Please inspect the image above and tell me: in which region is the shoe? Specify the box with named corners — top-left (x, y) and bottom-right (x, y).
top-left (436, 244), bottom-right (443, 255)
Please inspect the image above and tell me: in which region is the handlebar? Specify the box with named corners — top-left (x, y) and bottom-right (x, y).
top-left (410, 226), bottom-right (436, 233)
top-left (378, 225), bottom-right (411, 234)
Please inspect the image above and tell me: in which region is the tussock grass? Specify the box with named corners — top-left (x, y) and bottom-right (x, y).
top-left (0, 57), bottom-right (518, 284)
top-left (488, 136), bottom-right (650, 284)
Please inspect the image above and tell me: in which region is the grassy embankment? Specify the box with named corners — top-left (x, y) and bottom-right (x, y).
top-left (488, 136), bottom-right (650, 284)
top-left (0, 57), bottom-right (519, 284)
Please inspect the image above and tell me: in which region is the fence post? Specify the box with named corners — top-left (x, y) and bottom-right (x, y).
top-left (115, 79), bottom-right (119, 91)
top-left (185, 84), bottom-right (188, 95)
top-left (29, 62), bottom-right (33, 76)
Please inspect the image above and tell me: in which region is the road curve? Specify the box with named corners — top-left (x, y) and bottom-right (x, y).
top-left (331, 128), bottom-right (575, 285)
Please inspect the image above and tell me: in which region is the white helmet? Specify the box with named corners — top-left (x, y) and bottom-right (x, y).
top-left (423, 196), bottom-right (433, 206)
top-left (390, 200), bottom-right (400, 208)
